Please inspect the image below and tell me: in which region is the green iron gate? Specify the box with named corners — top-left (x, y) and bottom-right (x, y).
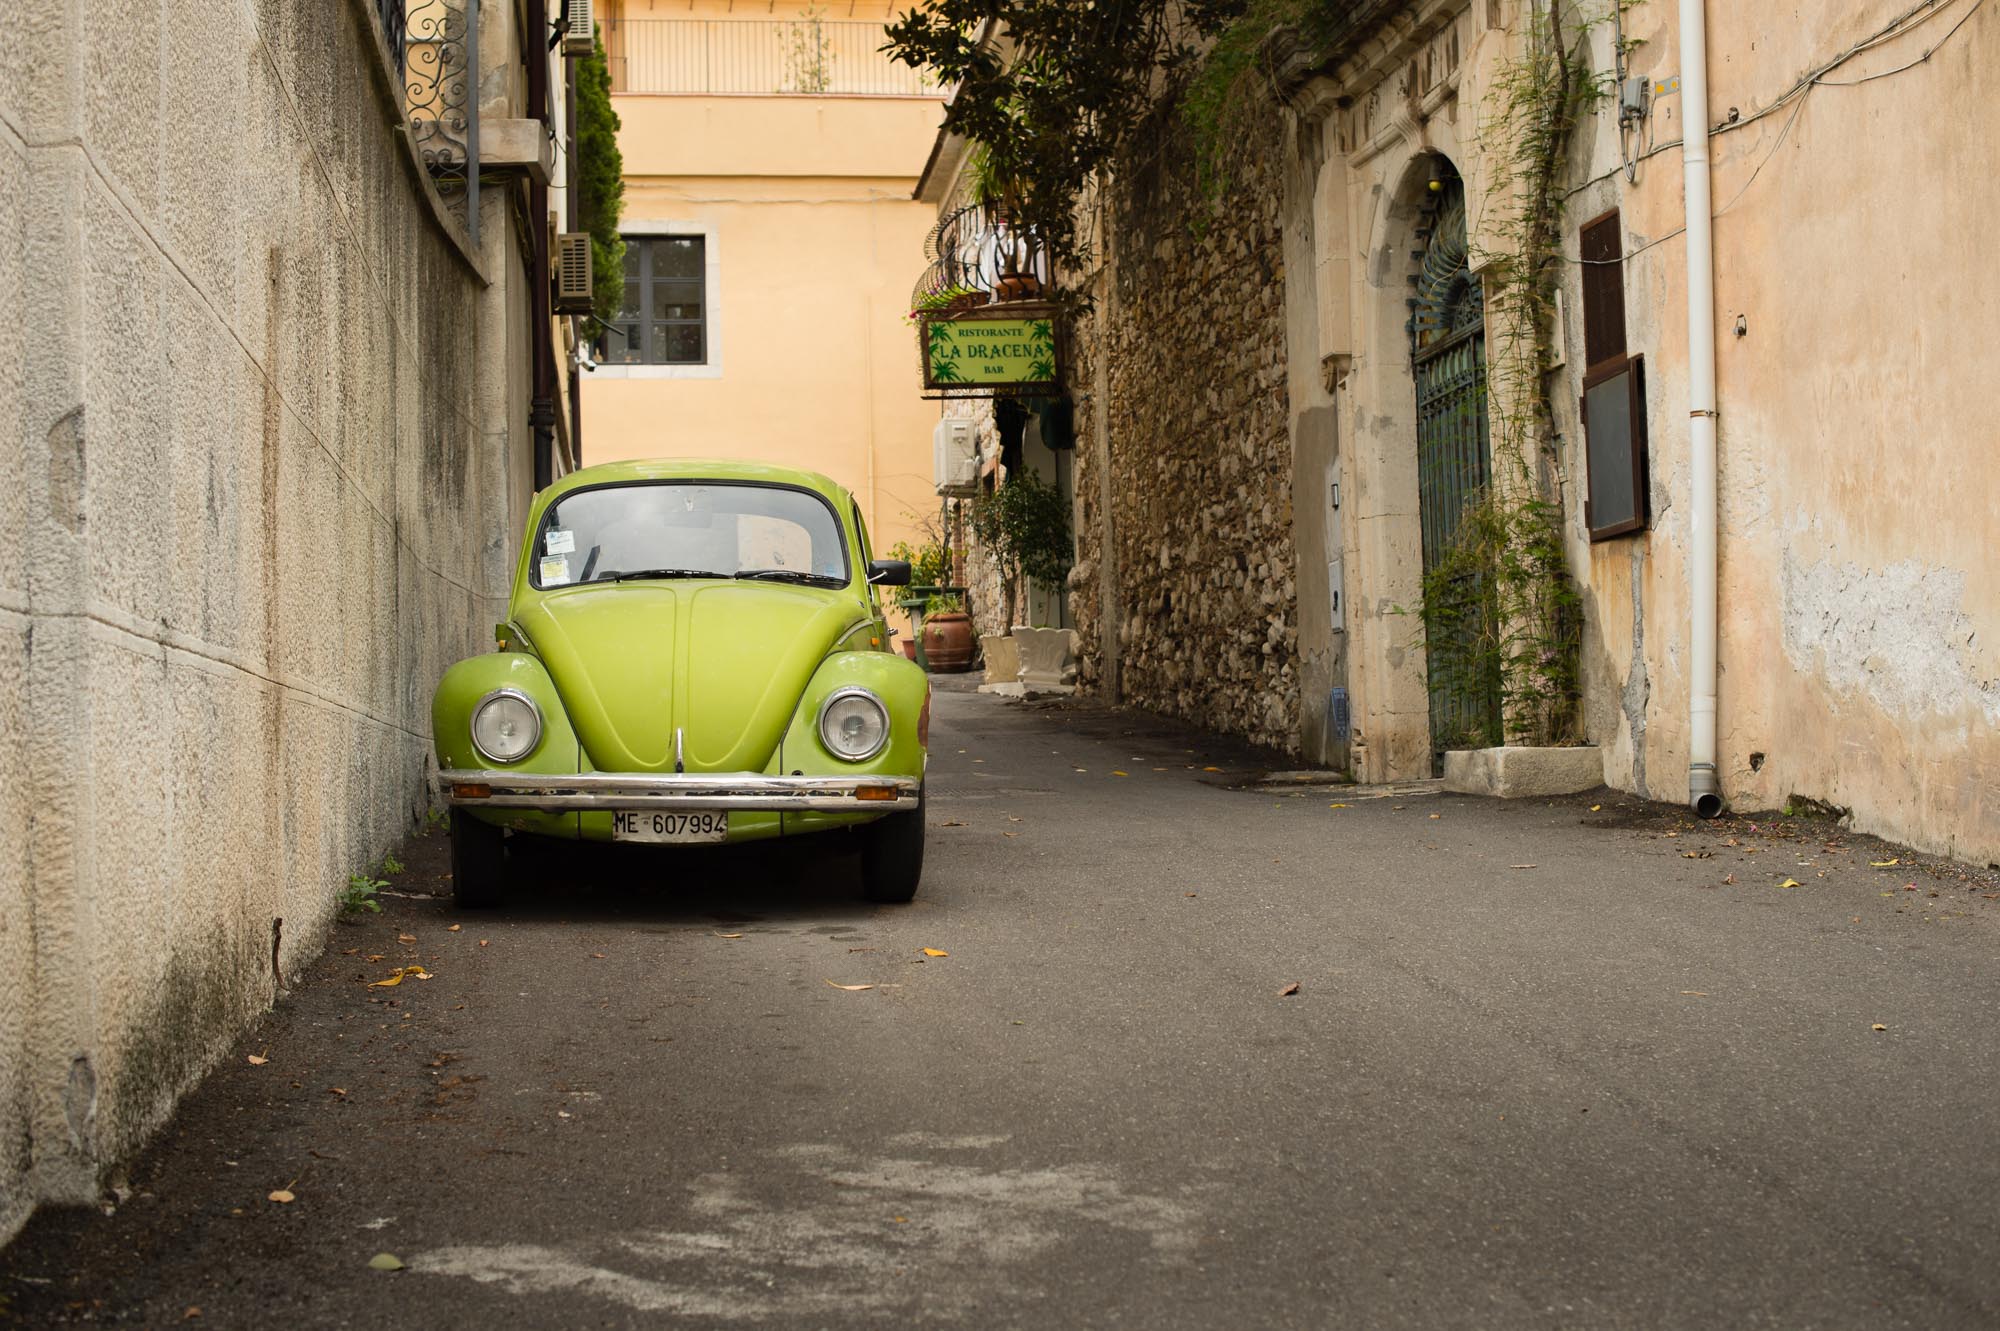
top-left (1410, 172), bottom-right (1502, 763)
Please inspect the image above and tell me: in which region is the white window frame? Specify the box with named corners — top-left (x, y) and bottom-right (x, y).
top-left (587, 219), bottom-right (723, 380)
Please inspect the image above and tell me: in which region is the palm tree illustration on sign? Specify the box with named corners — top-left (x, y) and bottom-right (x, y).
top-left (1027, 320), bottom-right (1055, 382)
top-left (928, 323), bottom-right (963, 382)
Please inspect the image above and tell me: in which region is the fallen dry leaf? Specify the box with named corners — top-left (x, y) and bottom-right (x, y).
top-left (1184, 892), bottom-right (1198, 898)
top-left (1590, 804), bottom-right (1602, 812)
top-left (939, 819), bottom-right (967, 828)
top-left (1202, 766), bottom-right (1220, 772)
top-left (1003, 831), bottom-right (1019, 838)
top-left (824, 980), bottom-right (875, 992)
top-left (1429, 813), bottom-right (1442, 820)
top-left (367, 966), bottom-right (431, 988)
top-left (1723, 874), bottom-right (1737, 884)
top-left (328, 1087), bottom-right (347, 1097)
top-left (447, 924), bottom-right (462, 933)
top-left (1680, 991), bottom-right (1710, 997)
top-left (368, 1253), bottom-right (406, 1272)
top-left (1777, 878), bottom-right (1801, 889)
top-left (268, 1189), bottom-right (295, 1204)
top-left (1871, 1024), bottom-right (1887, 1032)
top-left (397, 934), bottom-right (417, 944)
top-left (246, 1054), bottom-right (268, 1067)
top-left (921, 948), bottom-right (948, 958)
top-left (1112, 770), bottom-right (1129, 777)
top-left (714, 932), bottom-right (744, 940)
top-left (478, 939), bottom-right (490, 947)
top-left (1278, 982), bottom-right (1301, 997)
top-left (1509, 864), bottom-right (1537, 870)
top-left (1328, 803), bottom-right (1350, 809)
top-left (590, 952), bottom-right (607, 960)
top-left (184, 1308), bottom-right (202, 1321)
top-left (1870, 859), bottom-right (1901, 867)
top-left (1007, 816), bottom-right (1024, 823)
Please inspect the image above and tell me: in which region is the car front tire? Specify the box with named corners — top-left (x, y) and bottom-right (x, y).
top-left (859, 787), bottom-right (925, 903)
top-left (450, 808), bottom-right (507, 909)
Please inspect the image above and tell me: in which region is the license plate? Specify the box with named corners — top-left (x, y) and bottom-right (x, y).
top-left (611, 810), bottom-right (729, 843)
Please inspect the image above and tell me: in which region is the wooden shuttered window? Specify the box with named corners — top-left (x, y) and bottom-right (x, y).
top-left (1579, 210), bottom-right (1649, 541)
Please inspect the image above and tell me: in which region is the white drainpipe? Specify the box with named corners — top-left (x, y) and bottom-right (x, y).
top-left (1680, 0), bottom-right (1723, 818)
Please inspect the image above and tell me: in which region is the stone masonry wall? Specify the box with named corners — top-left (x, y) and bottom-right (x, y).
top-left (1069, 112), bottom-right (1298, 752)
top-left (1, 0), bottom-right (513, 1239)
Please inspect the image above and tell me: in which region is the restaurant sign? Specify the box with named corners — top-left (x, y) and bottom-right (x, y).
top-left (919, 307), bottom-right (1060, 396)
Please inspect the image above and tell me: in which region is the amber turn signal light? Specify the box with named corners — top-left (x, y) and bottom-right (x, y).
top-left (855, 784), bottom-right (899, 802)
top-left (451, 782), bottom-right (492, 799)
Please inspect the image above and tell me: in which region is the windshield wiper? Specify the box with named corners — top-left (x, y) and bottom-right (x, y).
top-left (735, 569), bottom-right (844, 587)
top-left (604, 568), bottom-right (725, 583)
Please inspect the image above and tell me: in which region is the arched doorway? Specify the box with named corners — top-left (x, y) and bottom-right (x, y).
top-left (1409, 163), bottom-right (1501, 764)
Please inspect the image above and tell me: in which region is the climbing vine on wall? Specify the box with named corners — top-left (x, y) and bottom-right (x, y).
top-left (1418, 2), bottom-right (1611, 746)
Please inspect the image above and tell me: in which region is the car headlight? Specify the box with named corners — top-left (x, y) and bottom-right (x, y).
top-left (471, 688), bottom-right (542, 763)
top-left (817, 687), bottom-right (890, 762)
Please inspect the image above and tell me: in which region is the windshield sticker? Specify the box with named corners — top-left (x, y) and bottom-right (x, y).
top-left (539, 555), bottom-right (571, 586)
top-left (544, 529), bottom-right (575, 555)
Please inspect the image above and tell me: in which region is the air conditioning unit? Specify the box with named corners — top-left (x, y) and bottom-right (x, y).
top-left (554, 233), bottom-right (593, 314)
top-left (934, 418), bottom-right (978, 496)
top-left (562, 0), bottom-right (596, 56)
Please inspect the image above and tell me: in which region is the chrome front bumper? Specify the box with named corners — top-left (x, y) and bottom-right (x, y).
top-left (439, 770), bottom-right (921, 812)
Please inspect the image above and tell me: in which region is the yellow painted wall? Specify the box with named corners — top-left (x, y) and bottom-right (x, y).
top-left (581, 74), bottom-right (946, 577)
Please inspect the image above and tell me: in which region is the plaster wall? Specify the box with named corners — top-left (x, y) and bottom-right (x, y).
top-left (0, 0), bottom-right (527, 1240)
top-left (615, 95), bottom-right (944, 180)
top-left (1552, 0), bottom-right (2000, 861)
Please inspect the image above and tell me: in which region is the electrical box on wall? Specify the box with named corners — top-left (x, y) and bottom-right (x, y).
top-left (934, 418), bottom-right (978, 496)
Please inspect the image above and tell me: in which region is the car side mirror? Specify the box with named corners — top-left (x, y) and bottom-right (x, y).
top-left (868, 559), bottom-right (912, 587)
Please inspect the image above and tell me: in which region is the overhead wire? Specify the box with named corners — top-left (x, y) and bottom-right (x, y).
top-left (1564, 0), bottom-right (1985, 263)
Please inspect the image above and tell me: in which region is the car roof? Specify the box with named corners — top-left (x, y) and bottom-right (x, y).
top-left (535, 458), bottom-right (855, 513)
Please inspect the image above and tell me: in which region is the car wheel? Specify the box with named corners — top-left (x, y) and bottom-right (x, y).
top-left (450, 808), bottom-right (507, 909)
top-left (859, 788), bottom-right (925, 903)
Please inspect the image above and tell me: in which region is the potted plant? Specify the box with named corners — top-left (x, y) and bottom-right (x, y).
top-left (969, 468), bottom-right (1071, 637)
top-left (909, 284), bottom-right (988, 321)
top-left (968, 142), bottom-right (1044, 304)
top-left (919, 591), bottom-right (977, 671)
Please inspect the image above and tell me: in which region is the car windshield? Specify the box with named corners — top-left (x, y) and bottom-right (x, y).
top-left (530, 482), bottom-right (850, 589)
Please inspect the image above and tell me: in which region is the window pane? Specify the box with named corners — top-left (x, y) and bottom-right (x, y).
top-left (1584, 361), bottom-right (1645, 536)
top-left (653, 282), bottom-right (702, 320)
top-left (657, 323), bottom-right (703, 364)
top-left (656, 236), bottom-right (704, 279)
top-left (609, 322), bottom-right (643, 364)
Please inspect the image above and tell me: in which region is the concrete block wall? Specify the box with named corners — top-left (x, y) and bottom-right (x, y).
top-left (0, 0), bottom-right (515, 1239)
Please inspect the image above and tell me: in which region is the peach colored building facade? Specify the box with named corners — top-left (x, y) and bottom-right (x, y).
top-left (581, 0), bottom-right (946, 570)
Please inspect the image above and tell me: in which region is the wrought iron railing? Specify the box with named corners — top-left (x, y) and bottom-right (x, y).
top-left (375, 0), bottom-right (481, 244)
top-left (911, 200), bottom-right (1050, 312)
top-left (606, 19), bottom-right (932, 97)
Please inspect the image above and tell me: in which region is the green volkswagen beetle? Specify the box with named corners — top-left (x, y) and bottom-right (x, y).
top-left (431, 459), bottom-right (928, 907)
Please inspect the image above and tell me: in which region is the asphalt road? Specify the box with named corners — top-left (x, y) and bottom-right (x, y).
top-left (7, 681), bottom-right (2000, 1328)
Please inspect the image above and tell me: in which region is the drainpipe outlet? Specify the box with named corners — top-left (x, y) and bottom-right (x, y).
top-left (1689, 764), bottom-right (1723, 819)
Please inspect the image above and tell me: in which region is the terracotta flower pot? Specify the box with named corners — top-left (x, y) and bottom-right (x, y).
top-left (993, 273), bottom-right (1042, 302)
top-left (920, 611), bottom-right (977, 672)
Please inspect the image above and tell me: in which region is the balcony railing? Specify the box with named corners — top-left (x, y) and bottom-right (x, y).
top-left (605, 19), bottom-right (933, 97)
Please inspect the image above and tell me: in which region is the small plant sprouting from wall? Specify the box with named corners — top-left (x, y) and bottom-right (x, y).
top-left (781, 6), bottom-right (834, 94)
top-left (1416, 1), bottom-right (1611, 747)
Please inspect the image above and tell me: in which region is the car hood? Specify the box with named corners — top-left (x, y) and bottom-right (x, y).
top-left (513, 581), bottom-right (867, 774)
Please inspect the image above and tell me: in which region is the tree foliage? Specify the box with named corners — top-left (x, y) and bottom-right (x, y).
top-left (884, 0), bottom-right (1254, 269)
top-left (970, 468), bottom-right (1072, 630)
top-left (574, 25), bottom-right (626, 327)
